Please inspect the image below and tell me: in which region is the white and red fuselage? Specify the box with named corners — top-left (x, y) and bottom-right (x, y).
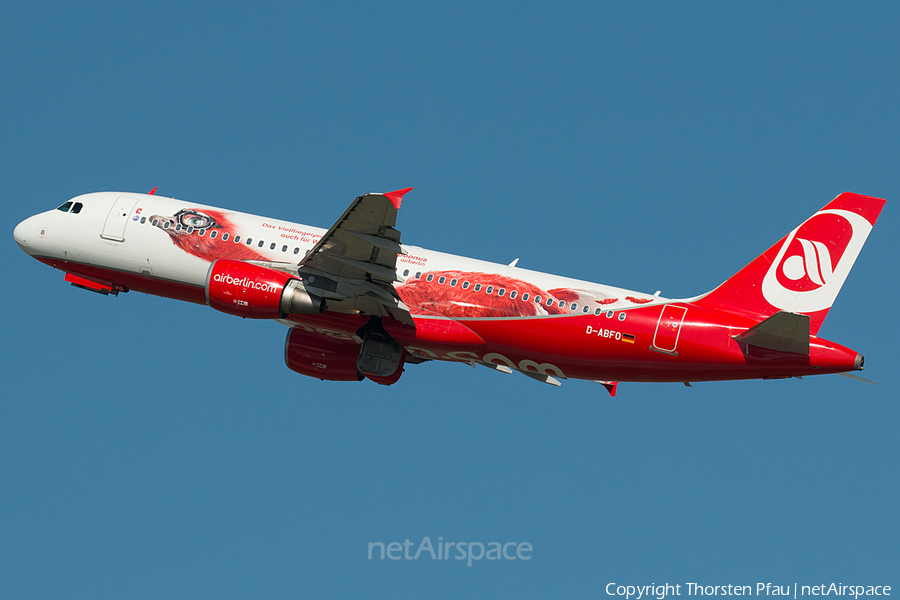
top-left (13, 190), bottom-right (884, 391)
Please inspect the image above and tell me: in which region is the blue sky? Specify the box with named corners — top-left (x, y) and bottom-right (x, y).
top-left (2, 2), bottom-right (898, 597)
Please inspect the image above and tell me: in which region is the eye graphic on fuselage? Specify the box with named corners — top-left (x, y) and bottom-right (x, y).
top-left (149, 207), bottom-right (270, 263)
top-left (174, 209), bottom-right (219, 230)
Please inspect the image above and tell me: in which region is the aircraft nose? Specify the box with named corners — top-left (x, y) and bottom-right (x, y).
top-left (13, 217), bottom-right (30, 253)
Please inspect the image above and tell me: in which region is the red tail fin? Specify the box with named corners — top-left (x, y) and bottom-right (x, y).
top-left (693, 192), bottom-right (885, 335)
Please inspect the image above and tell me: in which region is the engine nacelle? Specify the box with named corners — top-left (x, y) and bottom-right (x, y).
top-left (205, 259), bottom-right (323, 319)
top-left (284, 328), bottom-right (363, 381)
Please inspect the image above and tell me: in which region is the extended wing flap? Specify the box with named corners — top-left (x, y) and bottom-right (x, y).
top-left (734, 311), bottom-right (810, 355)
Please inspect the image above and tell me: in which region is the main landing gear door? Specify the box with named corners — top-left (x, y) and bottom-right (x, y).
top-left (652, 304), bottom-right (687, 354)
top-left (101, 196), bottom-right (139, 242)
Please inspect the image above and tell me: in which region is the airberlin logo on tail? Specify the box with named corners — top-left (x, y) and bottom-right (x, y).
top-left (762, 209), bottom-right (872, 313)
top-left (783, 238), bottom-right (833, 287)
top-left (775, 214), bottom-right (850, 293)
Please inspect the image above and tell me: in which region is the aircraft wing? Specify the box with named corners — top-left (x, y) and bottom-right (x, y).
top-left (295, 188), bottom-right (415, 325)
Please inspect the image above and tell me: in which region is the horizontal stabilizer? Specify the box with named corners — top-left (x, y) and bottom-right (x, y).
top-left (734, 311), bottom-right (810, 355)
top-left (836, 372), bottom-right (880, 385)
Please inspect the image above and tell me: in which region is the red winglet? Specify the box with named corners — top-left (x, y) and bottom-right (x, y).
top-left (148, 186), bottom-right (157, 195)
top-left (599, 381), bottom-right (618, 397)
top-left (383, 187), bottom-right (413, 209)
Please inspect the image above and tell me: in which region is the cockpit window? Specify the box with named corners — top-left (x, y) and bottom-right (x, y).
top-left (56, 202), bottom-right (73, 212)
top-left (71, 202), bottom-right (83, 214)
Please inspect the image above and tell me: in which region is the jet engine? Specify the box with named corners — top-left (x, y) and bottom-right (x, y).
top-left (284, 328), bottom-right (364, 381)
top-left (205, 259), bottom-right (323, 319)
top-left (284, 327), bottom-right (407, 385)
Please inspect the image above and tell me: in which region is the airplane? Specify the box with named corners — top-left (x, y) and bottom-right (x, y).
top-left (13, 188), bottom-right (885, 395)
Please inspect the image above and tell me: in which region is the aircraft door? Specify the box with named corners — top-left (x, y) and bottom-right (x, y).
top-left (652, 304), bottom-right (687, 354)
top-left (101, 196), bottom-right (139, 242)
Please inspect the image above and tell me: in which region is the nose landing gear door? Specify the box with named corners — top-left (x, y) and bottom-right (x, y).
top-left (101, 196), bottom-right (139, 242)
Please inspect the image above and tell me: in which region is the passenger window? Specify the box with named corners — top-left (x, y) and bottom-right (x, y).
top-left (282, 245), bottom-right (288, 252)
top-left (187, 226), bottom-right (194, 234)
top-left (486, 286), bottom-right (493, 294)
top-left (450, 279), bottom-right (457, 286)
top-left (140, 216), bottom-right (146, 224)
top-left (151, 219), bottom-right (159, 227)
top-left (222, 233), bottom-right (229, 241)
top-left (415, 272), bottom-right (421, 279)
top-left (522, 293), bottom-right (529, 301)
top-left (56, 202), bottom-right (73, 212)
top-left (426, 274), bottom-right (434, 282)
top-left (606, 310), bottom-right (614, 318)
top-left (234, 235), bottom-right (240, 243)
top-left (474, 284), bottom-right (482, 292)
top-left (403, 269), bottom-right (409, 277)
top-left (583, 306), bottom-right (589, 313)
top-left (571, 302), bottom-right (577, 310)
top-left (498, 288), bottom-right (505, 296)
top-left (258, 240), bottom-right (265, 247)
top-left (270, 242), bottom-right (276, 249)
top-left (175, 224), bottom-right (182, 231)
top-left (510, 290), bottom-right (517, 299)
top-left (293, 247), bottom-right (300, 254)
top-left (71, 202), bottom-right (83, 214)
top-left (211, 230), bottom-right (218, 239)
top-left (462, 281), bottom-right (469, 289)
top-left (438, 276), bottom-right (446, 284)
top-left (618, 312), bottom-right (626, 321)
top-left (198, 228), bottom-right (205, 236)
top-left (163, 221), bottom-right (170, 229)
top-left (595, 308), bottom-right (601, 315)
top-left (547, 298), bottom-right (553, 306)
top-left (246, 237), bottom-right (252, 244)
top-left (534, 295), bottom-right (541, 303)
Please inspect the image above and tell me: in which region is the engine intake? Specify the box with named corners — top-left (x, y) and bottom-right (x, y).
top-left (205, 259), bottom-right (323, 319)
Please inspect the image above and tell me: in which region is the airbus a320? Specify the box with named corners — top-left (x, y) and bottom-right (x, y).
top-left (13, 188), bottom-right (885, 395)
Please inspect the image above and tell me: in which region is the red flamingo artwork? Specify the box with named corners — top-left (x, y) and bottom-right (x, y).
top-left (147, 213), bottom-right (655, 316)
top-left (149, 208), bottom-right (270, 262)
top-left (396, 270), bottom-right (621, 318)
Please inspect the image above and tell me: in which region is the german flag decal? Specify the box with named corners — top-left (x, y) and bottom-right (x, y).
top-left (622, 334), bottom-right (635, 344)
